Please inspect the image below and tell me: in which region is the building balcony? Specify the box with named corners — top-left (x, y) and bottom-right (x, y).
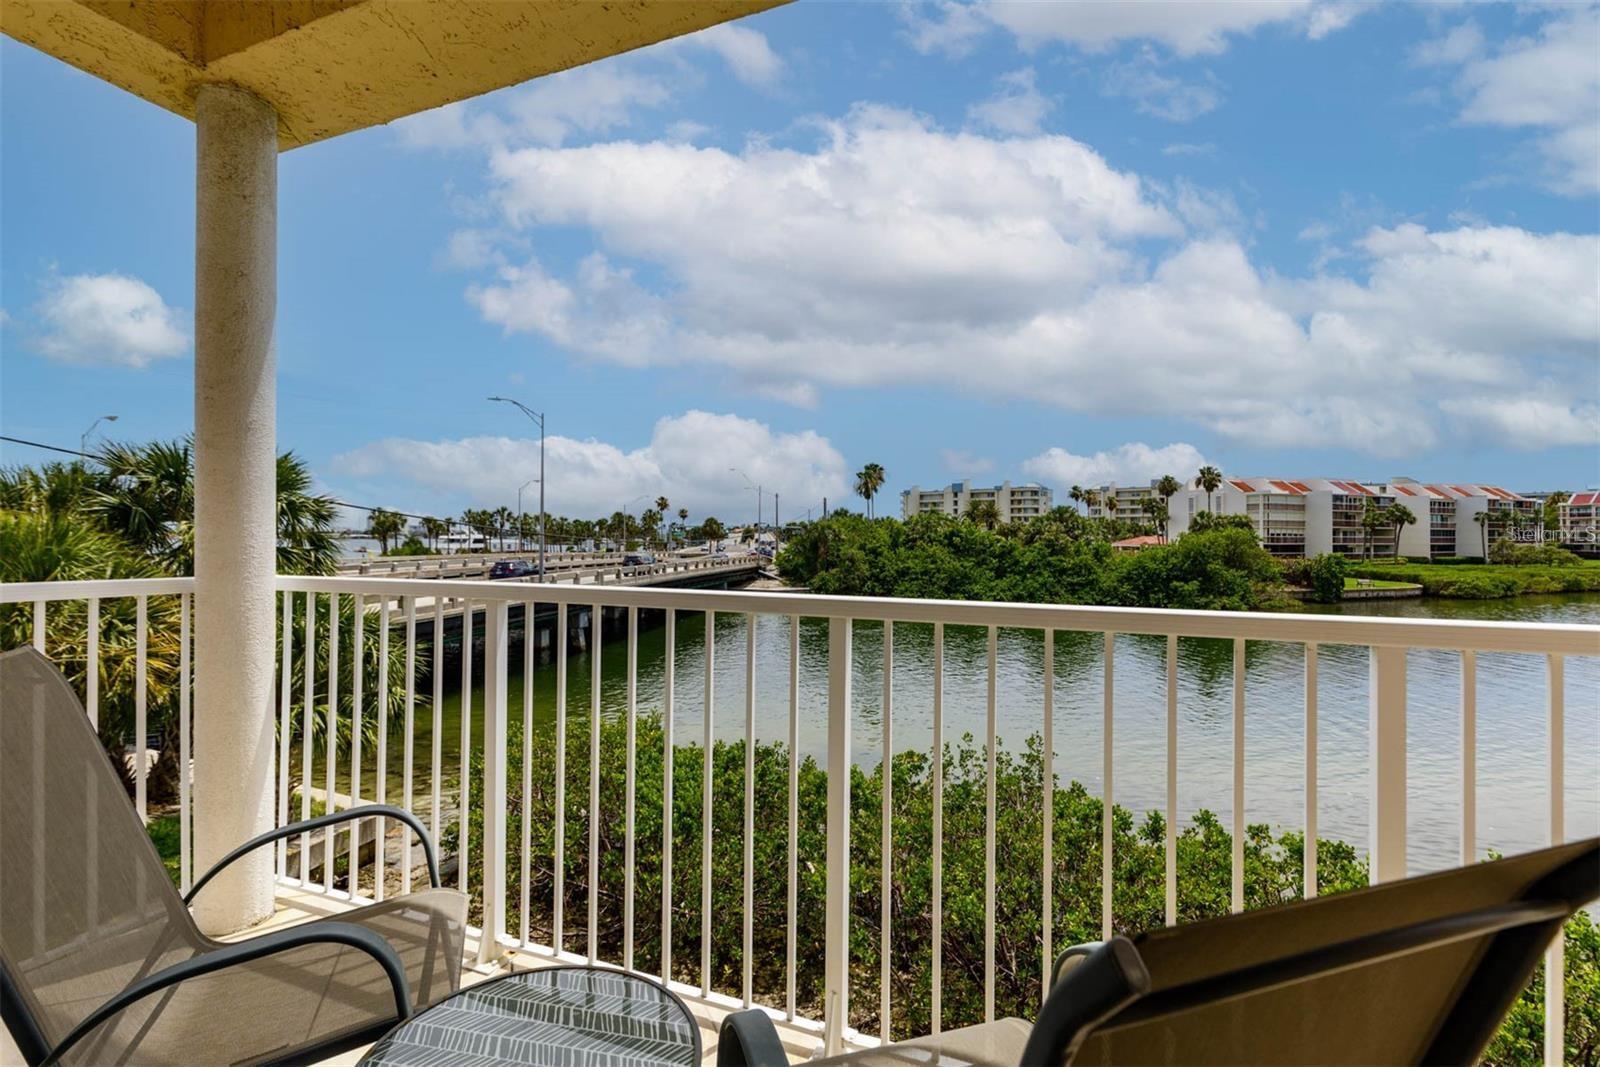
top-left (4, 574), bottom-right (1595, 1063)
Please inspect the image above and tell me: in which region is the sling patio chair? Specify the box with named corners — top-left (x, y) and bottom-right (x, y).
top-left (1, 646), bottom-right (468, 1066)
top-left (719, 836), bottom-right (1599, 1067)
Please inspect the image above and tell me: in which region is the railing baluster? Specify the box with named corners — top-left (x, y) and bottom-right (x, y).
top-left (589, 604), bottom-right (602, 964)
top-left (786, 614), bottom-right (799, 1022)
top-left (431, 597), bottom-right (444, 850)
top-left (823, 615), bottom-right (852, 1056)
top-left (301, 593), bottom-right (315, 880)
top-left (701, 609), bottom-right (715, 998)
top-left (931, 621), bottom-right (944, 1036)
top-left (376, 595), bottom-right (390, 901)
top-left (1460, 650), bottom-right (1476, 866)
top-left (1101, 631), bottom-right (1113, 939)
top-left (1369, 645), bottom-right (1407, 884)
top-left (403, 596), bottom-right (416, 895)
top-left (984, 624), bottom-right (997, 1024)
top-left (31, 599), bottom-right (44, 652)
top-left (624, 605), bottom-right (638, 971)
top-left (480, 598), bottom-right (510, 961)
top-left (1041, 628), bottom-right (1053, 1001)
top-left (1165, 633), bottom-right (1178, 926)
top-left (1545, 653), bottom-right (1565, 1067)
top-left (881, 620), bottom-right (894, 1040)
top-left (350, 594), bottom-right (363, 891)
top-left (1232, 637), bottom-right (1245, 914)
top-left (555, 602), bottom-right (568, 953)
top-left (179, 592), bottom-right (191, 892)
top-left (662, 608), bottom-right (675, 984)
top-left (743, 613), bottom-right (757, 1007)
top-left (277, 592), bottom-right (291, 880)
top-left (135, 595), bottom-right (147, 821)
top-left (460, 598), bottom-right (472, 895)
top-left (1305, 643), bottom-right (1318, 899)
top-left (325, 593), bottom-right (339, 893)
top-left (86, 598), bottom-right (99, 729)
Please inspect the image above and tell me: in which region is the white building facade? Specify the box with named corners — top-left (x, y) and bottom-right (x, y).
top-left (1088, 475), bottom-right (1537, 559)
top-left (900, 480), bottom-right (1053, 523)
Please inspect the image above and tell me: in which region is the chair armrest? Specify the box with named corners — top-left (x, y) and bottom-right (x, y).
top-left (184, 803), bottom-right (441, 905)
top-left (717, 1010), bottom-right (789, 1067)
top-left (40, 921), bottom-right (411, 1066)
top-left (1050, 941), bottom-right (1105, 988)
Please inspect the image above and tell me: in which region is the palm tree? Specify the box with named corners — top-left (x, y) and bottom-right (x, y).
top-left (367, 507), bottom-right (405, 554)
top-left (655, 496), bottom-right (670, 545)
top-left (855, 462), bottom-right (886, 519)
top-left (1083, 488), bottom-right (1100, 516)
top-left (1385, 503), bottom-right (1416, 559)
top-left (1197, 465), bottom-right (1223, 513)
top-left (700, 516), bottom-right (726, 547)
top-left (1141, 497), bottom-right (1169, 539)
top-left (1155, 474), bottom-right (1182, 542)
top-left (1068, 485), bottom-right (1084, 514)
top-left (420, 516), bottom-right (448, 552)
top-left (1473, 511), bottom-right (1490, 559)
top-left (965, 498), bottom-right (1001, 530)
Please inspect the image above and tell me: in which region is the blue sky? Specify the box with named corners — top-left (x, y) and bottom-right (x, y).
top-left (3, 1), bottom-right (1597, 526)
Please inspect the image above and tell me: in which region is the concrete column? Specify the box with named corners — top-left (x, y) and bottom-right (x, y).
top-left (192, 85), bottom-right (279, 934)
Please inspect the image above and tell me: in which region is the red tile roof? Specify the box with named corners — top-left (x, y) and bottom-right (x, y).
top-left (1567, 491), bottom-right (1600, 507)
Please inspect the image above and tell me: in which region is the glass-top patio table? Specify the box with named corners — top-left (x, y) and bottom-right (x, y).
top-left (359, 965), bottom-right (702, 1066)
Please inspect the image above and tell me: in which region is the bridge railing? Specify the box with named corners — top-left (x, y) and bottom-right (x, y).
top-left (4, 574), bottom-right (1593, 1062)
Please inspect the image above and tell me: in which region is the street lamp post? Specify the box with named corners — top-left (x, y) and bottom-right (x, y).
top-left (729, 467), bottom-right (762, 529)
top-left (516, 478), bottom-right (539, 554)
top-left (80, 414), bottom-right (119, 457)
top-left (489, 397), bottom-right (546, 574)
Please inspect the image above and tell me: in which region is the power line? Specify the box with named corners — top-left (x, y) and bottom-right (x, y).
top-left (0, 433), bottom-right (465, 528)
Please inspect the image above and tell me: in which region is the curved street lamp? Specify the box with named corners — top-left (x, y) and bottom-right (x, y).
top-left (488, 397), bottom-right (546, 573)
top-left (81, 414), bottom-right (118, 457)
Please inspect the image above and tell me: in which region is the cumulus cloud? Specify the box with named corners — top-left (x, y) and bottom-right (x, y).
top-left (676, 23), bottom-right (784, 88)
top-left (1423, 7), bottom-right (1600, 195)
top-left (968, 68), bottom-right (1054, 135)
top-left (452, 105), bottom-right (1596, 457)
top-left (331, 411), bottom-right (849, 519)
top-left (1024, 442), bottom-right (1209, 487)
top-left (394, 64), bottom-right (672, 150)
top-left (905, 0), bottom-right (1360, 59)
top-left (32, 272), bottom-right (188, 368)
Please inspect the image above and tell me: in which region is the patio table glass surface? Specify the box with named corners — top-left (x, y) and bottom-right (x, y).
top-left (358, 966), bottom-right (701, 1067)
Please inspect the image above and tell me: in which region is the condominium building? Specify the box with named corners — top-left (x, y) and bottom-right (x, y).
top-left (1558, 492), bottom-right (1600, 556)
top-left (900, 480), bottom-right (1053, 523)
top-left (1089, 474), bottom-right (1535, 559)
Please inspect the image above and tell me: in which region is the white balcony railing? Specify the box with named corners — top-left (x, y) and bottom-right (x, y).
top-left (3, 575), bottom-right (1595, 1063)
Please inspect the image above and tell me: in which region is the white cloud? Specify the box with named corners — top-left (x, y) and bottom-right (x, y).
top-left (32, 272), bottom-right (188, 368)
top-left (1102, 52), bottom-right (1222, 122)
top-left (677, 23), bottom-right (784, 88)
top-left (395, 64), bottom-right (671, 150)
top-left (455, 106), bottom-right (1598, 457)
top-left (1024, 442), bottom-right (1209, 487)
top-left (968, 67), bottom-right (1053, 135)
top-left (1429, 8), bottom-right (1600, 195)
top-left (1410, 21), bottom-right (1484, 68)
top-left (331, 411), bottom-right (849, 519)
top-left (906, 0), bottom-right (1360, 59)
top-left (1162, 142), bottom-right (1217, 158)
top-left (939, 448), bottom-right (996, 475)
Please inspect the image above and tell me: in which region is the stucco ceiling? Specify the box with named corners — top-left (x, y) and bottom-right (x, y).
top-left (2, 0), bottom-right (786, 149)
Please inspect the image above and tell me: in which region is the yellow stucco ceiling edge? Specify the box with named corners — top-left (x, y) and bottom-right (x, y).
top-left (1, 0), bottom-right (790, 150)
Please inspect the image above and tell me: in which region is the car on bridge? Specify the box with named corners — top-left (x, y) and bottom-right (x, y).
top-left (488, 559), bottom-right (541, 580)
top-left (623, 551), bottom-right (656, 567)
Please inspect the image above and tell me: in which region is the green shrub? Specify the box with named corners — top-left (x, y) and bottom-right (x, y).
top-left (1489, 540), bottom-right (1584, 566)
top-left (441, 713), bottom-right (1593, 1061)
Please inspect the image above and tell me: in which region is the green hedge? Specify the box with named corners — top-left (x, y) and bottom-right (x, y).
top-left (443, 713), bottom-right (1594, 1062)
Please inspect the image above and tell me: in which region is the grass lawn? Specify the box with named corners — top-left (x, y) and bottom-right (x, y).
top-left (1348, 559), bottom-right (1600, 598)
top-left (1343, 576), bottom-right (1416, 590)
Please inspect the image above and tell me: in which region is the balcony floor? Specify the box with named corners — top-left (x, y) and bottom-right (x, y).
top-left (244, 885), bottom-right (818, 1067)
